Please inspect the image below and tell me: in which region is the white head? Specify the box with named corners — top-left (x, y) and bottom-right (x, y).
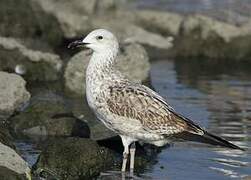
top-left (68, 29), bottom-right (119, 55)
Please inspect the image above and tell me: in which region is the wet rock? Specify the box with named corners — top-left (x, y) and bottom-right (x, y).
top-left (0, 37), bottom-right (62, 81)
top-left (0, 72), bottom-right (30, 121)
top-left (64, 43), bottom-right (150, 96)
top-left (0, 142), bottom-right (31, 180)
top-left (90, 121), bottom-right (117, 141)
top-left (0, 0), bottom-right (63, 47)
top-left (0, 125), bottom-right (15, 149)
top-left (33, 137), bottom-right (115, 180)
top-left (10, 92), bottom-right (90, 138)
top-left (70, 98), bottom-right (116, 141)
top-left (0, 166), bottom-right (27, 180)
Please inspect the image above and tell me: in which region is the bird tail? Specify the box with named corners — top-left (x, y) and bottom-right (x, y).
top-left (202, 131), bottom-right (244, 150)
top-left (176, 131), bottom-right (244, 151)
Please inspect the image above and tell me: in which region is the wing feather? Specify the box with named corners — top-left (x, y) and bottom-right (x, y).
top-left (106, 82), bottom-right (204, 136)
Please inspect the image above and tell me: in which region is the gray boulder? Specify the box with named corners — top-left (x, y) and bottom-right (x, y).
top-left (33, 0), bottom-right (95, 38)
top-left (0, 0), bottom-right (63, 47)
top-left (174, 14), bottom-right (251, 60)
top-left (0, 37), bottom-right (62, 81)
top-left (134, 10), bottom-right (183, 36)
top-left (0, 142), bottom-right (31, 180)
top-left (33, 0), bottom-right (174, 50)
top-left (92, 18), bottom-right (174, 50)
top-left (10, 92), bottom-right (90, 138)
top-left (180, 15), bottom-right (247, 42)
top-left (33, 137), bottom-right (115, 180)
top-left (64, 43), bottom-right (150, 96)
top-left (0, 72), bottom-right (30, 121)
top-left (0, 126), bottom-right (15, 149)
top-left (0, 167), bottom-right (27, 180)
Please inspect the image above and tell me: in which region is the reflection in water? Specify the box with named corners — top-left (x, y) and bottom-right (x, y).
top-left (149, 59), bottom-right (251, 179)
top-left (99, 171), bottom-right (151, 180)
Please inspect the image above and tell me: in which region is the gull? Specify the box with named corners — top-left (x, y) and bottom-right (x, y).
top-left (68, 29), bottom-right (243, 173)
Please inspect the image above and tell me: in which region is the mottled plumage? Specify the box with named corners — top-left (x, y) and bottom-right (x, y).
top-left (106, 82), bottom-right (204, 136)
top-left (68, 29), bottom-right (243, 173)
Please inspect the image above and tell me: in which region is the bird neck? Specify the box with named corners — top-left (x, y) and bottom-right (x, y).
top-left (86, 49), bottom-right (118, 81)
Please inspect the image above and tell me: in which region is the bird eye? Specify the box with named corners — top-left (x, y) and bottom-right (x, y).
top-left (97, 36), bottom-right (103, 40)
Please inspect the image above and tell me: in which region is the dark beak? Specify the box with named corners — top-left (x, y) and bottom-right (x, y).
top-left (67, 39), bottom-right (89, 49)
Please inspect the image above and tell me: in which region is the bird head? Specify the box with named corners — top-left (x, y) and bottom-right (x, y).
top-left (68, 29), bottom-right (119, 54)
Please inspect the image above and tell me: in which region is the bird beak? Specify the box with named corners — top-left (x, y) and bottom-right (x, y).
top-left (67, 39), bottom-right (90, 49)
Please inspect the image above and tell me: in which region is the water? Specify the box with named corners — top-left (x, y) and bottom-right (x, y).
top-left (144, 59), bottom-right (251, 179)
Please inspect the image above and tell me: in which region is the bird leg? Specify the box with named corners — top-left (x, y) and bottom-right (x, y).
top-left (121, 136), bottom-right (130, 172)
top-left (121, 150), bottom-right (129, 172)
top-left (120, 135), bottom-right (135, 172)
top-left (129, 142), bottom-right (136, 174)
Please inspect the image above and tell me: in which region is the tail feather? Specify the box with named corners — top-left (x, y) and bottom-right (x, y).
top-left (176, 131), bottom-right (244, 151)
top-left (202, 131), bottom-right (244, 150)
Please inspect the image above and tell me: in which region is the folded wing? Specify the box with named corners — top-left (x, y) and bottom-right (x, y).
top-left (106, 82), bottom-right (204, 136)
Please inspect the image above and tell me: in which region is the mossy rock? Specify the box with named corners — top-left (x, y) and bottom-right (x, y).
top-left (10, 93), bottom-right (90, 138)
top-left (0, 125), bottom-right (15, 149)
top-left (33, 137), bottom-right (115, 180)
top-left (0, 166), bottom-right (27, 180)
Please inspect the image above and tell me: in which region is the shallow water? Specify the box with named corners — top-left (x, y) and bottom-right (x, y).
top-left (143, 59), bottom-right (251, 179)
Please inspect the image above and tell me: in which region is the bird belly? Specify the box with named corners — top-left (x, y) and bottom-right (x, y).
top-left (96, 110), bottom-right (168, 144)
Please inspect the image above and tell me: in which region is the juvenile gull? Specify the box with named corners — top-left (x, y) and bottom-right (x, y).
top-left (68, 29), bottom-right (243, 173)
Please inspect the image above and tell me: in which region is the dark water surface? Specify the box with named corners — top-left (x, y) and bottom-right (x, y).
top-left (144, 59), bottom-right (251, 180)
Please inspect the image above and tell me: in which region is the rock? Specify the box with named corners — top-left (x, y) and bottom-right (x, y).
top-left (117, 43), bottom-right (150, 81)
top-left (0, 0), bottom-right (63, 47)
top-left (33, 137), bottom-right (115, 180)
top-left (0, 72), bottom-right (30, 121)
top-left (0, 37), bottom-right (62, 81)
top-left (0, 125), bottom-right (15, 149)
top-left (0, 142), bottom-right (31, 180)
top-left (33, 0), bottom-right (127, 38)
top-left (64, 43), bottom-right (150, 96)
top-left (128, 10), bottom-right (251, 61)
top-left (10, 92), bottom-right (90, 138)
top-left (64, 51), bottom-right (88, 97)
top-left (92, 18), bottom-right (174, 50)
top-left (95, 0), bottom-right (125, 13)
top-left (0, 166), bottom-right (27, 180)
top-left (70, 97), bottom-right (116, 141)
top-left (31, 0), bottom-right (174, 50)
top-left (33, 0), bottom-right (95, 38)
top-left (89, 120), bottom-right (117, 141)
top-left (180, 15), bottom-right (247, 42)
top-left (135, 10), bottom-right (183, 36)
top-left (171, 14), bottom-right (251, 60)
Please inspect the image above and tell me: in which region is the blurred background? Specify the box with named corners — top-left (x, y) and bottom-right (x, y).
top-left (0, 0), bottom-right (250, 179)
